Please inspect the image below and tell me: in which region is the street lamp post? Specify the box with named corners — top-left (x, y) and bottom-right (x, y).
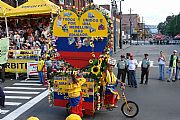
top-left (129, 8), bottom-right (132, 45)
top-left (119, 0), bottom-right (124, 49)
top-left (142, 16), bottom-right (146, 45)
top-left (15, 0), bottom-right (19, 24)
top-left (111, 0), bottom-right (117, 53)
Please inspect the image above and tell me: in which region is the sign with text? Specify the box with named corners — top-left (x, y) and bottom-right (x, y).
top-left (4, 59), bottom-right (35, 73)
top-left (27, 61), bottom-right (38, 76)
top-left (53, 10), bottom-right (108, 68)
top-left (53, 77), bottom-right (94, 98)
top-left (53, 10), bottom-right (108, 37)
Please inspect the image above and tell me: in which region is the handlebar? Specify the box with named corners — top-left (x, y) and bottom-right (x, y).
top-left (119, 81), bottom-right (126, 92)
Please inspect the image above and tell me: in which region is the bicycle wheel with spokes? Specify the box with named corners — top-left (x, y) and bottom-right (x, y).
top-left (121, 101), bottom-right (139, 118)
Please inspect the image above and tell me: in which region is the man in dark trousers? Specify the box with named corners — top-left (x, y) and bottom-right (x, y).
top-left (0, 86), bottom-right (5, 107)
top-left (140, 54), bottom-right (150, 85)
top-left (117, 55), bottom-right (127, 83)
top-left (168, 50), bottom-right (178, 82)
top-left (126, 53), bottom-right (131, 86)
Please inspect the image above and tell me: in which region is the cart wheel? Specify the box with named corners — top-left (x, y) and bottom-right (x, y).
top-left (121, 101), bottom-right (139, 118)
top-left (66, 103), bottom-right (71, 115)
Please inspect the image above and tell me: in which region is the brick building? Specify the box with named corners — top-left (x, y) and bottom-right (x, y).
top-left (121, 14), bottom-right (140, 35)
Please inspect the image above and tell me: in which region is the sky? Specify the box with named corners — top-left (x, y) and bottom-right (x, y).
top-left (93, 0), bottom-right (180, 25)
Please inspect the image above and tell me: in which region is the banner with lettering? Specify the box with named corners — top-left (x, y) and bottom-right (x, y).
top-left (53, 10), bottom-right (108, 37)
top-left (4, 59), bottom-right (35, 73)
top-left (0, 38), bottom-right (9, 64)
top-left (53, 10), bottom-right (108, 68)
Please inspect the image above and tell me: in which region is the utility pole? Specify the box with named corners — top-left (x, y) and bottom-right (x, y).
top-left (129, 8), bottom-right (132, 45)
top-left (119, 0), bottom-right (123, 49)
top-left (111, 0), bottom-right (117, 53)
top-left (142, 16), bottom-right (145, 44)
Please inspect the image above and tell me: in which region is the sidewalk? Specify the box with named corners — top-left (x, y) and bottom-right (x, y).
top-left (112, 44), bottom-right (132, 59)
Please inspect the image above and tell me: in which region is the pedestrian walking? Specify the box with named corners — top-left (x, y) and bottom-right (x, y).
top-left (140, 54), bottom-right (150, 85)
top-left (117, 55), bottom-right (127, 83)
top-left (158, 51), bottom-right (166, 80)
top-left (175, 52), bottom-right (180, 80)
top-left (168, 50), bottom-right (178, 82)
top-left (127, 54), bottom-right (138, 88)
top-left (0, 86), bottom-right (5, 108)
top-left (37, 57), bottom-right (45, 84)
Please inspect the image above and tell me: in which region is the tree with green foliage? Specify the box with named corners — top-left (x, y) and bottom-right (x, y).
top-left (157, 13), bottom-right (180, 37)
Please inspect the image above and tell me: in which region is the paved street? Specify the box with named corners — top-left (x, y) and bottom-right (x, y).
top-left (0, 80), bottom-right (47, 120)
top-left (0, 45), bottom-right (180, 120)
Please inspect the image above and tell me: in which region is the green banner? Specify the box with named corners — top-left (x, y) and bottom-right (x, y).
top-left (0, 38), bottom-right (9, 64)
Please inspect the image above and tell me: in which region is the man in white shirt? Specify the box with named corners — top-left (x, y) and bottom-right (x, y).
top-left (127, 54), bottom-right (138, 88)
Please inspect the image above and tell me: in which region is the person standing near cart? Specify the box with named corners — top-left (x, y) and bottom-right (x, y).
top-left (140, 54), bottom-right (150, 85)
top-left (67, 74), bottom-right (86, 118)
top-left (126, 53), bottom-right (131, 86)
top-left (117, 55), bottom-right (127, 83)
top-left (127, 54), bottom-right (138, 88)
top-left (37, 57), bottom-right (45, 84)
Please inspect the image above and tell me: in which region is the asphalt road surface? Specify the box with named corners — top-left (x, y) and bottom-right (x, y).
top-left (1, 45), bottom-right (180, 120)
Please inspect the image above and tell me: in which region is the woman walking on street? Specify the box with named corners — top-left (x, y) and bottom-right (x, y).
top-left (158, 51), bottom-right (166, 80)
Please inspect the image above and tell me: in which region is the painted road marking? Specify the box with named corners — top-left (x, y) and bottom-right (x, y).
top-left (13, 83), bottom-right (41, 86)
top-left (2, 90), bottom-right (48, 120)
top-left (5, 87), bottom-right (46, 90)
top-left (20, 80), bottom-right (39, 83)
top-left (5, 102), bottom-right (21, 106)
top-left (5, 96), bottom-right (32, 100)
top-left (4, 91), bottom-right (40, 94)
top-left (0, 109), bottom-right (9, 115)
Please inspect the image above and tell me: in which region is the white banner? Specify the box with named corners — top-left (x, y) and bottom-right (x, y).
top-left (0, 37), bottom-right (9, 64)
top-left (27, 61), bottom-right (38, 76)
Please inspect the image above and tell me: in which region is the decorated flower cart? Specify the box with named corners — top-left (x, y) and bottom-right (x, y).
top-left (48, 4), bottom-right (139, 118)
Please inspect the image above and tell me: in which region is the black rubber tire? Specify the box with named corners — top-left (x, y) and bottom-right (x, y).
top-left (121, 101), bottom-right (139, 118)
top-left (66, 103), bottom-right (71, 115)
